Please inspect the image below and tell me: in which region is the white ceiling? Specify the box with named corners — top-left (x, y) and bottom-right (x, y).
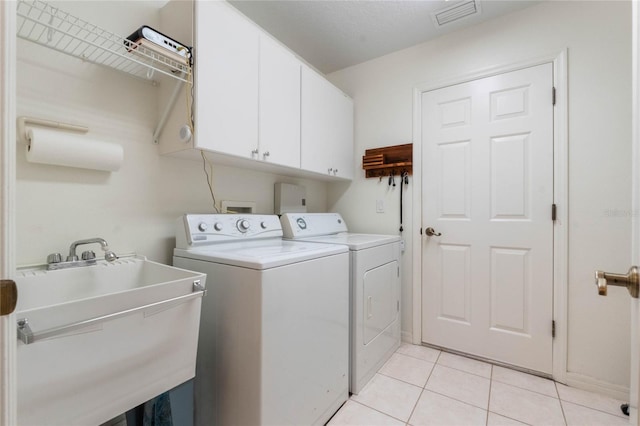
top-left (229, 0), bottom-right (540, 74)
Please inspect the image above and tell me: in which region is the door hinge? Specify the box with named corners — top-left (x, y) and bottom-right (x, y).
top-left (552, 320), bottom-right (556, 338)
top-left (552, 87), bottom-right (556, 106)
top-left (420, 227), bottom-right (423, 235)
top-left (552, 204), bottom-right (557, 221)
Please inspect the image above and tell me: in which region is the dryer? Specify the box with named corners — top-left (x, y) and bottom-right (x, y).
top-left (173, 214), bottom-right (349, 426)
top-left (280, 213), bottom-right (401, 394)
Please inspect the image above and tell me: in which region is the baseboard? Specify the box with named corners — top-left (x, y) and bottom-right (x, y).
top-left (401, 330), bottom-right (413, 343)
top-left (564, 371), bottom-right (630, 401)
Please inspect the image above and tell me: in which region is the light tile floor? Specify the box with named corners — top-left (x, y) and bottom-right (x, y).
top-left (328, 343), bottom-right (629, 426)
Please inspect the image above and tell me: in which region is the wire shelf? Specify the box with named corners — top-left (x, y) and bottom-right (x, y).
top-left (16, 0), bottom-right (192, 84)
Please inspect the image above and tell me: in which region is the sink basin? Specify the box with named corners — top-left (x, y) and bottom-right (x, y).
top-left (14, 255), bottom-right (206, 426)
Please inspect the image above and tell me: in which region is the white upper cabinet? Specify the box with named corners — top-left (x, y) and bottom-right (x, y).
top-left (194, 1), bottom-right (259, 158)
top-left (160, 0), bottom-right (353, 181)
top-left (258, 35), bottom-right (301, 169)
top-left (301, 66), bottom-right (354, 179)
top-left (195, 2), bottom-right (301, 167)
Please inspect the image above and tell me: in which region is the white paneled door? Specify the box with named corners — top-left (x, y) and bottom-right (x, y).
top-left (421, 63), bottom-right (554, 374)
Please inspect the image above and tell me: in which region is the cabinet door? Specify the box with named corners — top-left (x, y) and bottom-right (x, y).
top-left (194, 1), bottom-right (259, 158)
top-left (331, 94), bottom-right (354, 179)
top-left (301, 66), bottom-right (354, 179)
top-left (259, 35), bottom-right (301, 168)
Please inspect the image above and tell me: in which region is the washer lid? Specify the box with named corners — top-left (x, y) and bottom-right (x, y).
top-left (288, 233), bottom-right (400, 251)
top-left (173, 238), bottom-right (347, 270)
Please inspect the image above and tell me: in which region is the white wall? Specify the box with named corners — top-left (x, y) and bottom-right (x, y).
top-left (327, 1), bottom-right (632, 393)
top-left (16, 0), bottom-right (633, 397)
top-left (15, 2), bottom-right (328, 266)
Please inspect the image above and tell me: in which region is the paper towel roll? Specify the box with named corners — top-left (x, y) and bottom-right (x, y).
top-left (26, 127), bottom-right (123, 172)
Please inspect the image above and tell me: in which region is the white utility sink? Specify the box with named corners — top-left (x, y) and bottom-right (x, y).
top-left (14, 255), bottom-right (206, 426)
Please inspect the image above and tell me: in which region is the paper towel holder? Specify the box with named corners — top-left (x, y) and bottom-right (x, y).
top-left (17, 116), bottom-right (89, 146)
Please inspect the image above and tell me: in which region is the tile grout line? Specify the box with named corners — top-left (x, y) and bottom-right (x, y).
top-left (404, 350), bottom-right (442, 425)
top-left (487, 368), bottom-right (536, 426)
top-left (396, 348), bottom-right (441, 364)
top-left (494, 380), bottom-right (564, 402)
top-left (556, 382), bottom-right (569, 426)
top-left (393, 346), bottom-right (624, 424)
top-left (554, 383), bottom-right (628, 418)
top-left (558, 398), bottom-right (630, 420)
top-left (494, 373), bottom-right (626, 419)
top-left (347, 398), bottom-right (406, 423)
top-left (419, 386), bottom-right (492, 411)
top-left (491, 377), bottom-right (559, 399)
top-left (489, 380), bottom-right (569, 425)
top-left (486, 409), bottom-right (535, 426)
top-left (434, 358), bottom-right (494, 380)
top-left (423, 351), bottom-right (494, 411)
top-left (486, 364), bottom-right (493, 425)
top-left (347, 399), bottom-right (409, 425)
top-left (405, 387), bottom-right (426, 426)
top-left (377, 370), bottom-right (431, 389)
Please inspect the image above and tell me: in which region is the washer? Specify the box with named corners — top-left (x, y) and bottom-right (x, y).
top-left (280, 213), bottom-right (401, 394)
top-left (173, 214), bottom-right (349, 426)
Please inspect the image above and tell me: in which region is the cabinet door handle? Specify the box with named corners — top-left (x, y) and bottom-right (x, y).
top-left (328, 168), bottom-right (333, 174)
top-left (251, 149), bottom-right (259, 156)
top-left (263, 151), bottom-right (270, 158)
top-left (333, 168), bottom-right (338, 175)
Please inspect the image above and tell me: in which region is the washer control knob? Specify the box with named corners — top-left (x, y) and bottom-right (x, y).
top-left (296, 218), bottom-right (307, 230)
top-left (237, 219), bottom-right (251, 232)
top-left (214, 222), bottom-right (223, 231)
top-left (260, 221), bottom-right (268, 229)
top-left (198, 222), bottom-right (208, 232)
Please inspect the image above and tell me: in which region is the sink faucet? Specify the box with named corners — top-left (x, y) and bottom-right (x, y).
top-left (47, 237), bottom-right (118, 270)
top-left (67, 237), bottom-right (117, 262)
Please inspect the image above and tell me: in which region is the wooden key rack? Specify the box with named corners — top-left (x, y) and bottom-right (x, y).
top-left (362, 143), bottom-right (413, 178)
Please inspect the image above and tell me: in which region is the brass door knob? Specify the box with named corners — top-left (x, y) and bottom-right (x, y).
top-left (594, 266), bottom-right (639, 298)
top-left (425, 227), bottom-right (442, 237)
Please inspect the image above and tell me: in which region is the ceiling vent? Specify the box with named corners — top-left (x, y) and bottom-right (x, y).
top-left (432, 1), bottom-right (481, 27)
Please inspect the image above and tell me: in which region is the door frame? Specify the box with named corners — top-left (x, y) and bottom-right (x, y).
top-left (0, 0), bottom-right (17, 424)
top-left (411, 50), bottom-right (568, 382)
top-left (631, 2), bottom-right (639, 423)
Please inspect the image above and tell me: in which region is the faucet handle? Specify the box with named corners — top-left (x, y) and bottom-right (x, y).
top-left (81, 250), bottom-right (96, 261)
top-left (47, 253), bottom-right (62, 264)
top-left (104, 250), bottom-right (118, 262)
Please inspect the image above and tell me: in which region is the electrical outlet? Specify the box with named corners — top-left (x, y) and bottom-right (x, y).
top-left (376, 199), bottom-right (384, 213)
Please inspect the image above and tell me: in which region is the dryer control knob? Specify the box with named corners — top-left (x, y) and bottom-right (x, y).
top-left (237, 219), bottom-right (251, 232)
top-left (214, 222), bottom-right (223, 231)
top-left (260, 221), bottom-right (268, 229)
top-left (198, 222), bottom-right (208, 232)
